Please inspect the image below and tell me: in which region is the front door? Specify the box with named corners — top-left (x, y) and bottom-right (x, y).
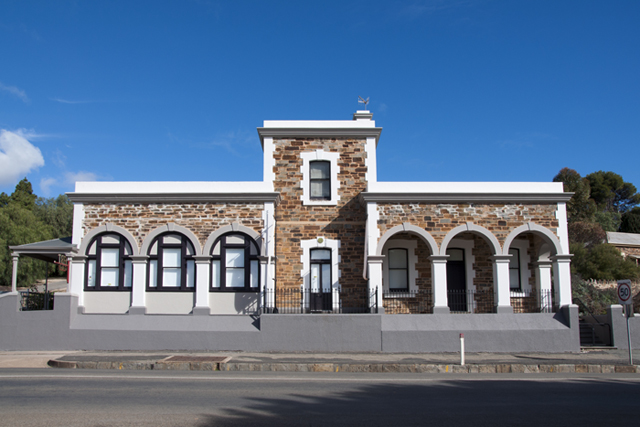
top-left (310, 249), bottom-right (332, 312)
top-left (446, 248), bottom-right (467, 312)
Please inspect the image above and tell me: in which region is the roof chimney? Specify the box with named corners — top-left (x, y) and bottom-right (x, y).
top-left (353, 110), bottom-right (373, 121)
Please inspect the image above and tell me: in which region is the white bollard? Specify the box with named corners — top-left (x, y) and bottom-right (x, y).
top-left (460, 333), bottom-right (465, 366)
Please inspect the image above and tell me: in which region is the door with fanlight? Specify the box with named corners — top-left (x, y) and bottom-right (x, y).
top-left (310, 249), bottom-right (332, 312)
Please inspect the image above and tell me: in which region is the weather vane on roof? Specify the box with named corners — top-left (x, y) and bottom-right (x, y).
top-left (358, 96), bottom-right (370, 110)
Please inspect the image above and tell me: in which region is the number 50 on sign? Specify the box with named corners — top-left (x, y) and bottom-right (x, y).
top-left (618, 280), bottom-right (632, 305)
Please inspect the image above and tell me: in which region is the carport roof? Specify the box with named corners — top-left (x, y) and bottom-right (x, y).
top-left (9, 237), bottom-right (77, 263)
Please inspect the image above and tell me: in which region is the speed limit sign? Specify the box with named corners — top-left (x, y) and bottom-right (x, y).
top-left (617, 280), bottom-right (632, 305)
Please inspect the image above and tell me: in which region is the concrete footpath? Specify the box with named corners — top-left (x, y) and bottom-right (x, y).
top-left (0, 348), bottom-right (638, 374)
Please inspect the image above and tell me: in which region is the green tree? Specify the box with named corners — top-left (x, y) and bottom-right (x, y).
top-left (570, 242), bottom-right (640, 281)
top-left (34, 195), bottom-right (73, 238)
top-left (553, 168), bottom-right (596, 222)
top-left (585, 170), bottom-right (640, 214)
top-left (620, 207), bottom-right (640, 233)
top-left (0, 179), bottom-right (55, 287)
top-left (9, 178), bottom-right (37, 211)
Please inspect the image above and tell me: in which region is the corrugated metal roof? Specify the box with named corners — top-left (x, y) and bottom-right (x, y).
top-left (606, 231), bottom-right (640, 247)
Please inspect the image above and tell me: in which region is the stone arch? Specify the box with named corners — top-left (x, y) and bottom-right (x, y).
top-left (439, 222), bottom-right (501, 256)
top-left (503, 222), bottom-right (564, 256)
top-left (140, 223), bottom-right (202, 256)
top-left (79, 224), bottom-right (139, 256)
top-left (203, 222), bottom-right (263, 256)
top-left (375, 222), bottom-right (439, 256)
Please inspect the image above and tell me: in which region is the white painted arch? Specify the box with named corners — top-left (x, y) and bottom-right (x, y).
top-left (439, 222), bottom-right (501, 256)
top-left (503, 222), bottom-right (564, 256)
top-left (140, 223), bottom-right (203, 256)
top-left (376, 223), bottom-right (439, 256)
top-left (202, 223), bottom-right (263, 255)
top-left (79, 224), bottom-right (139, 256)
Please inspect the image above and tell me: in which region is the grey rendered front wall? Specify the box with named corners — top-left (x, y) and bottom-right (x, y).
top-left (0, 292), bottom-right (583, 352)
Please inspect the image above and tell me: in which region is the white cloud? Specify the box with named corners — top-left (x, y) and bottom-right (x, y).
top-left (0, 82), bottom-right (30, 104)
top-left (39, 177), bottom-right (58, 196)
top-left (0, 129), bottom-right (45, 185)
top-left (64, 171), bottom-right (98, 185)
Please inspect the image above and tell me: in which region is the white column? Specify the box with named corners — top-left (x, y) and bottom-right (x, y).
top-left (69, 255), bottom-right (86, 306)
top-left (258, 256), bottom-right (269, 311)
top-left (430, 255), bottom-right (450, 314)
top-left (535, 261), bottom-right (553, 311)
top-left (193, 255), bottom-right (211, 315)
top-left (367, 256), bottom-right (384, 313)
top-left (551, 254), bottom-right (573, 307)
top-left (11, 254), bottom-right (19, 293)
top-left (491, 255), bottom-right (513, 314)
top-left (129, 256), bottom-right (148, 314)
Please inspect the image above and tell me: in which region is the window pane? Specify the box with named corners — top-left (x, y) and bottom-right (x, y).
top-left (310, 161), bottom-right (330, 179)
top-left (102, 234), bottom-right (120, 245)
top-left (389, 270), bottom-right (408, 289)
top-left (509, 269), bottom-right (520, 289)
top-left (87, 260), bottom-right (96, 287)
top-left (226, 235), bottom-right (244, 245)
top-left (509, 249), bottom-right (520, 268)
top-left (101, 268), bottom-right (119, 287)
top-left (226, 268), bottom-right (245, 287)
top-left (163, 268), bottom-right (181, 287)
top-left (250, 260), bottom-right (259, 288)
top-left (310, 264), bottom-right (320, 292)
top-left (322, 264), bottom-right (331, 291)
top-left (163, 234), bottom-right (181, 245)
top-left (149, 260), bottom-right (158, 287)
top-left (186, 260), bottom-right (195, 288)
top-left (226, 248), bottom-right (244, 268)
top-left (388, 249), bottom-right (407, 268)
top-left (163, 248), bottom-right (181, 268)
top-left (311, 249), bottom-right (331, 261)
top-left (101, 248), bottom-right (119, 268)
top-left (211, 260), bottom-right (220, 288)
top-left (447, 248), bottom-right (464, 262)
top-left (124, 260), bottom-right (132, 287)
top-left (310, 180), bottom-right (330, 198)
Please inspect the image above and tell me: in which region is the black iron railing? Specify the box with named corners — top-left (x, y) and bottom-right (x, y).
top-left (383, 289), bottom-right (433, 314)
top-left (19, 290), bottom-right (54, 311)
top-left (510, 289), bottom-right (555, 313)
top-left (262, 287), bottom-right (377, 314)
top-left (447, 289), bottom-right (495, 313)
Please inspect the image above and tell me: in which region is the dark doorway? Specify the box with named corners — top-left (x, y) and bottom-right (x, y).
top-left (446, 248), bottom-right (467, 312)
top-left (310, 249), bottom-right (332, 312)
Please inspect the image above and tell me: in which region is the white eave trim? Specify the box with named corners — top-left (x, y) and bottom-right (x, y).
top-left (257, 127), bottom-right (383, 147)
top-left (359, 192), bottom-right (573, 205)
top-left (67, 192), bottom-right (281, 205)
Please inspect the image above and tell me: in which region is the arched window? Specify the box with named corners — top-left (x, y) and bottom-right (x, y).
top-left (85, 233), bottom-right (133, 291)
top-left (147, 233), bottom-right (195, 291)
top-left (387, 248), bottom-right (408, 292)
top-left (210, 233), bottom-right (259, 291)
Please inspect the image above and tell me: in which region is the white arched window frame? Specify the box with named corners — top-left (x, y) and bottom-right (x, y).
top-left (146, 233), bottom-right (196, 292)
top-left (382, 240), bottom-right (418, 295)
top-left (85, 233), bottom-right (133, 291)
top-left (301, 237), bottom-right (341, 291)
top-left (507, 239), bottom-right (531, 295)
top-left (300, 150), bottom-right (340, 206)
top-left (210, 232), bottom-right (260, 292)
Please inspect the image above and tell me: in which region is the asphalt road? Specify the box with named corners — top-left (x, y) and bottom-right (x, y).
top-left (0, 369), bottom-right (638, 427)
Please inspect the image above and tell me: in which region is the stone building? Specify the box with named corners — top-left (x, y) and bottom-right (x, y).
top-left (3, 110), bottom-right (580, 352)
top-left (606, 232), bottom-right (640, 266)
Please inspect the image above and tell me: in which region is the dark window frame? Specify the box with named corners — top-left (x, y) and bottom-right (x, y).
top-left (84, 233), bottom-right (132, 292)
top-left (508, 247), bottom-right (521, 291)
top-left (309, 160), bottom-right (331, 200)
top-left (387, 248), bottom-right (409, 292)
top-left (210, 232), bottom-right (260, 292)
top-left (310, 248), bottom-right (332, 292)
top-left (146, 233), bottom-right (196, 292)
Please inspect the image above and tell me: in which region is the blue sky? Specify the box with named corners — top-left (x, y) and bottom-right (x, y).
top-left (1, 0), bottom-right (639, 197)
